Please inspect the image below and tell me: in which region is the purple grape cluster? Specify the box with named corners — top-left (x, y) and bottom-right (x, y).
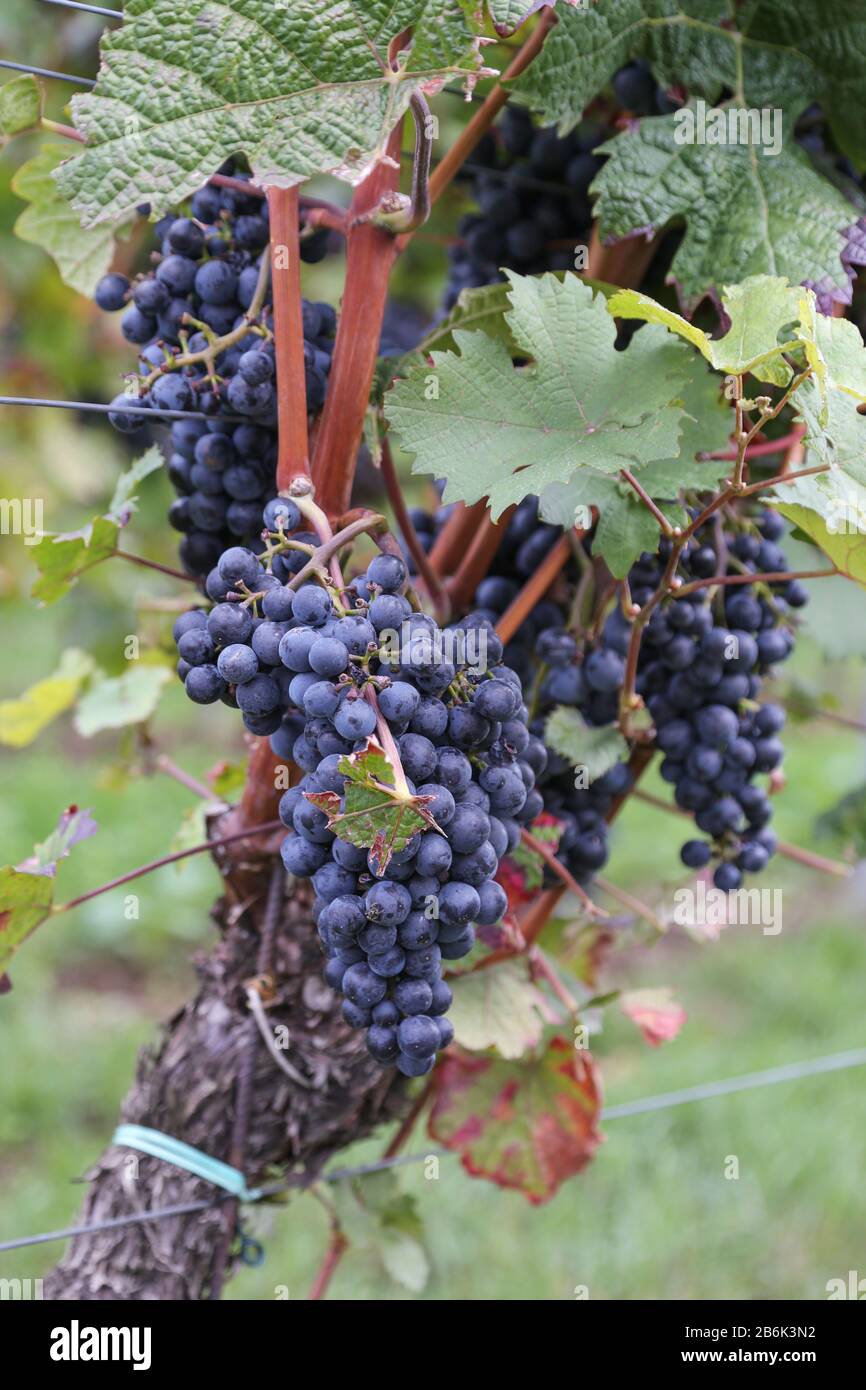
top-left (398, 497), bottom-right (804, 895)
top-left (171, 505), bottom-right (548, 1073)
top-left (93, 171), bottom-right (336, 579)
top-left (444, 105), bottom-right (606, 309)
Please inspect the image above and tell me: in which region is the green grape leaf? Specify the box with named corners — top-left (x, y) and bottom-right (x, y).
top-left (544, 706), bottom-right (628, 781)
top-left (429, 1036), bottom-right (604, 1202)
top-left (107, 444), bottom-right (164, 522)
top-left (331, 1173), bottom-right (430, 1294)
top-left (0, 807), bottom-right (99, 975)
top-left (73, 663), bottom-right (174, 737)
top-left (540, 353), bottom-right (728, 573)
top-left (771, 378), bottom-right (866, 585)
top-left (448, 961), bottom-right (548, 1059)
top-left (0, 648), bottom-right (96, 748)
top-left (509, 814), bottom-right (562, 892)
top-left (0, 74), bottom-right (42, 140)
top-left (0, 868), bottom-right (54, 976)
top-left (210, 759), bottom-right (247, 801)
top-left (541, 471), bottom-right (686, 576)
top-left (385, 271), bottom-right (691, 517)
top-left (393, 272), bottom-right (620, 378)
top-left (306, 737), bottom-right (441, 875)
top-left (55, 0), bottom-right (484, 226)
top-left (815, 786), bottom-right (866, 857)
top-left (592, 118), bottom-right (862, 314)
top-left (30, 446), bottom-right (162, 603)
top-left (608, 277), bottom-right (806, 386)
top-left (793, 376), bottom-right (866, 475)
top-left (31, 516), bottom-right (120, 605)
top-left (514, 0), bottom-right (866, 168)
top-left (12, 144), bottom-right (133, 297)
top-left (485, 2), bottom-right (553, 37)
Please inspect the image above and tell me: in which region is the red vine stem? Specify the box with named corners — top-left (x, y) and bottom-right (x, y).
top-left (519, 828), bottom-right (607, 917)
top-left (428, 500), bottom-right (488, 577)
top-left (673, 566), bottom-right (838, 599)
top-left (621, 470), bottom-right (674, 536)
top-left (587, 223), bottom-right (660, 288)
top-left (308, 1225), bottom-right (350, 1301)
top-left (380, 437), bottom-right (450, 619)
top-left (236, 739), bottom-right (286, 830)
top-left (738, 462), bottom-right (828, 497)
top-left (268, 186), bottom-right (310, 488)
top-left (54, 820), bottom-right (283, 914)
top-left (112, 549), bottom-right (197, 583)
top-left (446, 507), bottom-right (514, 610)
top-left (383, 1078), bottom-right (435, 1158)
top-left (313, 124), bottom-right (405, 518)
top-left (703, 426), bottom-right (806, 462)
top-left (495, 533), bottom-right (573, 643)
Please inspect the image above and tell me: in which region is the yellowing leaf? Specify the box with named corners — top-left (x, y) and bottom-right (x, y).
top-left (0, 648), bottom-right (96, 748)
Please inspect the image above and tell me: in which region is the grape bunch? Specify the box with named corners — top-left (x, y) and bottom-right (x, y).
top-left (399, 496), bottom-right (631, 890)
top-left (93, 172), bottom-right (336, 579)
top-left (456, 498), bottom-right (632, 887)
top-left (561, 509), bottom-right (802, 890)
top-left (443, 60), bottom-right (683, 312)
top-left (172, 504), bottom-right (544, 1073)
top-left (444, 104), bottom-right (605, 308)
top-left (398, 494), bottom-right (803, 898)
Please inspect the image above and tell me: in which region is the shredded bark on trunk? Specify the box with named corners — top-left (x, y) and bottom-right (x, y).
top-left (45, 864), bottom-right (406, 1300)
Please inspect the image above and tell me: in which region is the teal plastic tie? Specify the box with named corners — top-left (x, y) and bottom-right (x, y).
top-left (113, 1125), bottom-right (263, 1202)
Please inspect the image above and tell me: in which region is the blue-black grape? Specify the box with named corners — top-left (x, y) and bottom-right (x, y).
top-left (93, 171), bottom-right (337, 579)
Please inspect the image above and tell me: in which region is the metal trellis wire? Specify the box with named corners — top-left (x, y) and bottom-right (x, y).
top-left (2, 1047), bottom-right (865, 1255)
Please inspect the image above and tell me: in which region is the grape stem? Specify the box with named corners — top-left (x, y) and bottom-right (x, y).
top-left (701, 425), bottom-right (805, 462)
top-left (152, 753), bottom-right (216, 802)
top-left (594, 876), bottom-right (666, 934)
top-left (287, 511), bottom-right (388, 592)
top-left (672, 565), bottom-right (838, 599)
top-left (289, 488), bottom-right (414, 797)
top-left (111, 549), bottom-right (198, 583)
top-left (447, 506), bottom-right (517, 611)
top-left (519, 828), bottom-right (608, 918)
top-left (528, 945), bottom-right (578, 1013)
top-left (308, 1221), bottom-right (350, 1301)
top-left (621, 470), bottom-right (675, 537)
top-left (380, 437), bottom-right (450, 620)
top-left (364, 685), bottom-right (413, 798)
top-left (312, 123), bottom-right (405, 518)
top-left (428, 500), bottom-right (488, 577)
top-left (495, 532), bottom-right (575, 644)
top-left (139, 251), bottom-right (272, 390)
top-left (360, 93), bottom-right (433, 234)
top-left (53, 820), bottom-right (283, 914)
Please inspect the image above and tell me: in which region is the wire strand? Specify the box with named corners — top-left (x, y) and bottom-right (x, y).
top-left (0, 395), bottom-right (249, 426)
top-left (2, 1046), bottom-right (864, 1255)
top-left (0, 58), bottom-right (94, 86)
top-left (37, 0), bottom-right (121, 15)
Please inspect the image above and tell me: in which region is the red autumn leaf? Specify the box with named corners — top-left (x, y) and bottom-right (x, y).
top-left (429, 1036), bottom-right (603, 1204)
top-left (620, 987), bottom-right (687, 1046)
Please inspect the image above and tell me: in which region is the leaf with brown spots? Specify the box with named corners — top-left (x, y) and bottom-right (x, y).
top-left (429, 1036), bottom-right (603, 1203)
